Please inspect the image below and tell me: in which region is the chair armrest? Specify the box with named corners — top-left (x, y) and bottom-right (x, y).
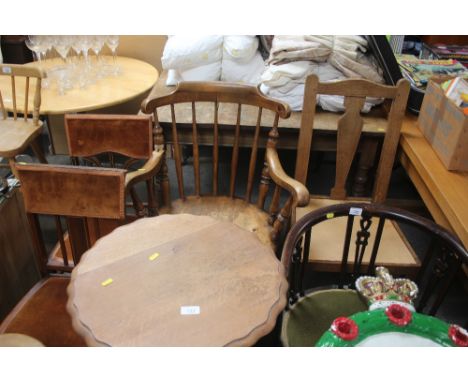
top-left (266, 147), bottom-right (310, 207)
top-left (125, 149), bottom-right (164, 189)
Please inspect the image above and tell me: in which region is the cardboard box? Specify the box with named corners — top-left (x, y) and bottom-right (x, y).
top-left (418, 79), bottom-right (468, 171)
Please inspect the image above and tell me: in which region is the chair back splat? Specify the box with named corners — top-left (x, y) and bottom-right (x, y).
top-left (295, 74), bottom-right (410, 202)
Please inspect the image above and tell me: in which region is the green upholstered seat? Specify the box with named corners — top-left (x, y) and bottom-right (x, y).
top-left (281, 289), bottom-right (368, 347)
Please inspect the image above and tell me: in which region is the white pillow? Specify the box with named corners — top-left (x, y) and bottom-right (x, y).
top-left (162, 35), bottom-right (223, 71)
top-left (223, 36), bottom-right (259, 63)
top-left (179, 61), bottom-right (222, 82)
top-left (221, 51), bottom-right (265, 84)
top-left (166, 69), bottom-right (181, 86)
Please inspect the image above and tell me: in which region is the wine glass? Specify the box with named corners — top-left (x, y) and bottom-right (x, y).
top-left (106, 35), bottom-right (120, 75)
top-left (25, 36), bottom-right (47, 86)
top-left (90, 36), bottom-right (106, 78)
top-left (54, 36), bottom-right (71, 64)
top-left (53, 36), bottom-right (73, 91)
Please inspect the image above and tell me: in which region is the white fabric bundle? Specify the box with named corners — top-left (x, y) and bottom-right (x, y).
top-left (161, 35), bottom-right (223, 71)
top-left (221, 51), bottom-right (265, 84)
top-left (221, 36), bottom-right (265, 84)
top-left (319, 94), bottom-right (383, 113)
top-left (223, 36), bottom-right (259, 63)
top-left (260, 82), bottom-right (305, 111)
top-left (163, 35), bottom-right (224, 85)
top-left (261, 61), bottom-right (314, 87)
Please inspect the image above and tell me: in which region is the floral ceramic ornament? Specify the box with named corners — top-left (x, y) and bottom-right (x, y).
top-left (315, 267), bottom-right (467, 347)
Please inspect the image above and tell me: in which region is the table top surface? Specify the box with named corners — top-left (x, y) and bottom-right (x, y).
top-left (149, 70), bottom-right (388, 133)
top-left (67, 214), bottom-right (287, 346)
top-left (400, 115), bottom-right (468, 249)
top-left (1, 56), bottom-right (159, 115)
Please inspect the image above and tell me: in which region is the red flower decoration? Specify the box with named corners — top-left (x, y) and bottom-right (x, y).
top-left (331, 317), bottom-right (359, 341)
top-left (449, 325), bottom-right (468, 347)
top-left (385, 304), bottom-right (412, 326)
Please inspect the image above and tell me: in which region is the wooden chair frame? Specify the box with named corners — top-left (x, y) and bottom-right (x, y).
top-left (0, 64), bottom-right (47, 175)
top-left (295, 74), bottom-right (410, 203)
top-left (282, 202), bottom-right (468, 316)
top-left (141, 81), bottom-right (309, 244)
top-left (64, 114), bottom-right (164, 217)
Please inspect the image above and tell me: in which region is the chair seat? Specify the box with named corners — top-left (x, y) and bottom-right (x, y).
top-left (0, 118), bottom-right (43, 157)
top-left (160, 196), bottom-right (273, 247)
top-left (281, 289), bottom-right (368, 346)
top-left (0, 276), bottom-right (86, 347)
top-left (296, 197), bottom-right (421, 275)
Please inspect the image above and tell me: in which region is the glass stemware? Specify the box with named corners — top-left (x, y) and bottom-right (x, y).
top-left (90, 36), bottom-right (106, 78)
top-left (53, 36), bottom-right (73, 91)
top-left (106, 35), bottom-right (120, 75)
top-left (25, 36), bottom-right (47, 87)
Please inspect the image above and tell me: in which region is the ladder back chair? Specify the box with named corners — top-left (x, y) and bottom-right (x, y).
top-left (65, 114), bottom-right (164, 217)
top-left (0, 63), bottom-right (47, 176)
top-left (141, 81), bottom-right (309, 248)
top-left (0, 162), bottom-right (127, 346)
top-left (281, 202), bottom-right (468, 346)
top-left (294, 74), bottom-right (413, 272)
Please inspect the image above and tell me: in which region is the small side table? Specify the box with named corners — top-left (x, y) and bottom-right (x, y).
top-left (67, 214), bottom-right (287, 346)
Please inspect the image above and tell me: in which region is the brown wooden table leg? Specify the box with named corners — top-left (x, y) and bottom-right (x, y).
top-left (352, 137), bottom-right (379, 197)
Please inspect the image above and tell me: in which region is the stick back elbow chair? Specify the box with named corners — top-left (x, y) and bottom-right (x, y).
top-left (141, 81), bottom-right (309, 249)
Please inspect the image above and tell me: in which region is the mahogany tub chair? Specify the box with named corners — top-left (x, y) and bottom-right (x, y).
top-left (280, 202), bottom-right (468, 346)
top-left (140, 81), bottom-right (309, 248)
top-left (0, 64), bottom-right (47, 176)
top-left (0, 163), bottom-right (127, 346)
top-left (64, 114), bottom-right (164, 217)
top-left (293, 74), bottom-right (414, 273)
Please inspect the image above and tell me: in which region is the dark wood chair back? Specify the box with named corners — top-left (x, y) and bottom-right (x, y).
top-left (295, 75), bottom-right (410, 203)
top-left (64, 114), bottom-right (158, 217)
top-left (65, 114), bottom-right (153, 162)
top-left (15, 162), bottom-right (126, 276)
top-left (282, 202), bottom-right (468, 317)
top-left (141, 81), bottom-right (291, 213)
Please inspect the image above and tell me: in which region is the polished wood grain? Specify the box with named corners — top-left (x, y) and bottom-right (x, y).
top-left (399, 115), bottom-right (468, 250)
top-left (0, 57), bottom-right (158, 115)
top-left (67, 214), bottom-right (288, 346)
top-left (65, 114), bottom-right (163, 217)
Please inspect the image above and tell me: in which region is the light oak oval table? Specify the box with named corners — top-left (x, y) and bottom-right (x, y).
top-left (67, 214), bottom-right (288, 346)
top-left (0, 56), bottom-right (159, 114)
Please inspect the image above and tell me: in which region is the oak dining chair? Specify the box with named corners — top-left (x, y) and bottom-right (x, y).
top-left (293, 74), bottom-right (413, 272)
